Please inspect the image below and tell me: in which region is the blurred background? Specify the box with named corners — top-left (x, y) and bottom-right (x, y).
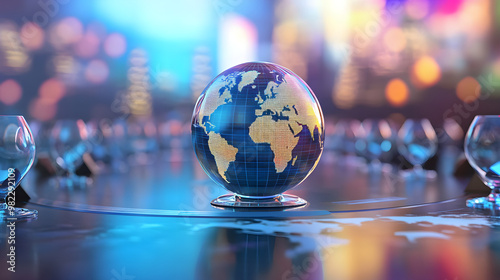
top-left (0, 0), bottom-right (499, 128)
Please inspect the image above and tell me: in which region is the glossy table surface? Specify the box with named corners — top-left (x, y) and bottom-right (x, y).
top-left (1, 150), bottom-right (500, 280)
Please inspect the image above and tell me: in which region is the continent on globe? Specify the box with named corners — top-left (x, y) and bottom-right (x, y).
top-left (197, 70), bottom-right (262, 182)
top-left (206, 131), bottom-right (238, 183)
top-left (249, 75), bottom-right (321, 173)
top-left (192, 62), bottom-right (324, 199)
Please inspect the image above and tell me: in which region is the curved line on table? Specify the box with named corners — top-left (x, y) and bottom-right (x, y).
top-left (25, 196), bottom-right (463, 219)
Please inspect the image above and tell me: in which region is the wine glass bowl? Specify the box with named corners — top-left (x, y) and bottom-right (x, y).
top-left (0, 116), bottom-right (37, 220)
top-left (357, 119), bottom-right (397, 164)
top-left (464, 115), bottom-right (500, 210)
top-left (50, 119), bottom-right (90, 186)
top-left (397, 119), bottom-right (438, 178)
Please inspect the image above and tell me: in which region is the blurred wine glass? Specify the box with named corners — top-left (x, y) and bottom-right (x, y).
top-left (356, 119), bottom-right (397, 170)
top-left (50, 119), bottom-right (90, 186)
top-left (329, 119), bottom-right (359, 163)
top-left (86, 119), bottom-right (109, 163)
top-left (397, 119), bottom-right (438, 178)
top-left (0, 116), bottom-right (37, 220)
top-left (464, 115), bottom-right (500, 211)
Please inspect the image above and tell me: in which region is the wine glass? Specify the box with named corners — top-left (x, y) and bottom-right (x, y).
top-left (397, 119), bottom-right (438, 178)
top-left (0, 116), bottom-right (37, 221)
top-left (50, 119), bottom-right (90, 186)
top-left (356, 119), bottom-right (396, 165)
top-left (464, 115), bottom-right (500, 210)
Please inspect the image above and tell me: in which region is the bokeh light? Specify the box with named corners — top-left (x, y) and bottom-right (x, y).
top-left (126, 49), bottom-right (152, 116)
top-left (385, 78), bottom-right (409, 107)
top-left (438, 0), bottom-right (464, 15)
top-left (0, 22), bottom-right (31, 73)
top-left (104, 33), bottom-right (126, 58)
top-left (218, 14), bottom-right (257, 72)
top-left (405, 0), bottom-right (429, 20)
top-left (51, 55), bottom-right (78, 75)
top-left (39, 78), bottom-right (66, 103)
top-left (0, 0), bottom-right (495, 123)
top-left (456, 76), bottom-right (481, 102)
top-left (0, 79), bottom-right (22, 105)
top-left (85, 59), bottom-right (109, 84)
top-left (53, 17), bottom-right (83, 46)
top-left (29, 98), bottom-right (57, 121)
top-left (333, 64), bottom-right (359, 109)
top-left (20, 22), bottom-right (45, 51)
top-left (383, 27), bottom-right (406, 53)
top-left (458, 0), bottom-right (490, 38)
top-left (74, 30), bottom-right (100, 58)
top-left (411, 56), bottom-right (441, 88)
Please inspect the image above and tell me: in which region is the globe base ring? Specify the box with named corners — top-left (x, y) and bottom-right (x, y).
top-left (211, 194), bottom-right (307, 208)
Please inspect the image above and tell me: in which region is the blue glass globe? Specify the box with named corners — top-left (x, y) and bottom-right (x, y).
top-left (192, 62), bottom-right (324, 207)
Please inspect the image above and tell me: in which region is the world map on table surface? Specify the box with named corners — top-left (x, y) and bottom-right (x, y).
top-left (192, 62), bottom-right (324, 197)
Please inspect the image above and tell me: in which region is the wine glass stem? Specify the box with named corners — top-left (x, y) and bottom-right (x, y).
top-left (68, 168), bottom-right (78, 178)
top-left (413, 164), bottom-right (425, 177)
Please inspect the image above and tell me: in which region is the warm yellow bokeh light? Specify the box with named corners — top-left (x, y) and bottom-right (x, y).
top-left (384, 27), bottom-right (406, 53)
top-left (456, 76), bottom-right (481, 103)
top-left (411, 56), bottom-right (441, 88)
top-left (385, 78), bottom-right (409, 107)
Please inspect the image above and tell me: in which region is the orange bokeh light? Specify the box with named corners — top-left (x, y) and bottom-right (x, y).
top-left (411, 56), bottom-right (441, 88)
top-left (0, 79), bottom-right (22, 105)
top-left (456, 76), bottom-right (481, 103)
top-left (39, 78), bottom-right (66, 103)
top-left (104, 33), bottom-right (127, 58)
top-left (20, 22), bottom-right (45, 51)
top-left (385, 78), bottom-right (409, 107)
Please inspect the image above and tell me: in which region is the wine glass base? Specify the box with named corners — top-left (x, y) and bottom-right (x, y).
top-left (399, 169), bottom-right (437, 180)
top-left (56, 176), bottom-right (92, 188)
top-left (211, 194), bottom-right (307, 208)
top-left (466, 197), bottom-right (500, 211)
top-left (1, 207), bottom-right (38, 221)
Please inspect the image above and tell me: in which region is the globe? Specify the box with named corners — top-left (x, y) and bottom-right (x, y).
top-left (192, 62), bottom-right (324, 207)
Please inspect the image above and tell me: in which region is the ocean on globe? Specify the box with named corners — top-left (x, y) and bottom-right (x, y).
top-left (192, 62), bottom-right (324, 198)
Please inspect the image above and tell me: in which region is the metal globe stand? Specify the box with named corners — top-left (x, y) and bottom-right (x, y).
top-left (211, 194), bottom-right (307, 208)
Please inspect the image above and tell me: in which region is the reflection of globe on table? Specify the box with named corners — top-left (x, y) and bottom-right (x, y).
top-left (192, 62), bottom-right (324, 207)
